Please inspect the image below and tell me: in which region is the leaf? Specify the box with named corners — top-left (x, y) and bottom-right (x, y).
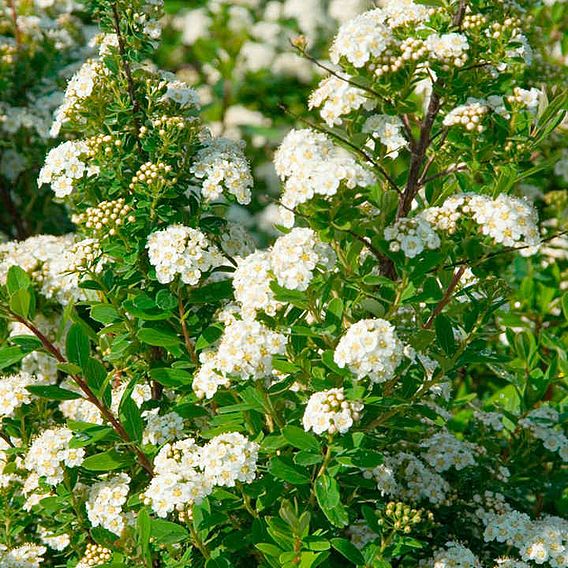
top-left (282, 425), bottom-right (320, 452)
top-left (324, 298), bottom-right (343, 331)
top-left (137, 325), bottom-right (180, 347)
top-left (90, 304), bottom-right (120, 324)
top-left (434, 314), bottom-right (456, 355)
top-left (26, 385), bottom-right (82, 401)
top-left (268, 457), bottom-right (311, 485)
top-left (150, 519), bottom-right (189, 545)
top-left (150, 367), bottom-right (193, 387)
top-left (83, 358), bottom-right (111, 406)
top-left (0, 346), bottom-right (26, 370)
top-left (188, 280), bottom-right (233, 304)
top-left (81, 450), bottom-right (135, 471)
top-left (195, 324), bottom-right (224, 351)
top-left (331, 538), bottom-right (365, 565)
top-left (9, 288), bottom-right (33, 319)
top-left (314, 475), bottom-right (349, 528)
top-left (6, 265), bottom-right (31, 295)
top-left (137, 507), bottom-right (151, 559)
top-left (120, 395), bottom-right (144, 442)
top-left (66, 323), bottom-right (90, 368)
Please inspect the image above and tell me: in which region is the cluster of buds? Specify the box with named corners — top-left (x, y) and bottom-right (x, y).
top-left (485, 16), bottom-right (523, 40)
top-left (129, 161), bottom-right (174, 192)
top-left (371, 44), bottom-right (407, 77)
top-left (443, 101), bottom-right (489, 132)
top-left (0, 43), bottom-right (16, 65)
top-left (150, 115), bottom-right (192, 137)
top-left (79, 543), bottom-right (112, 566)
top-left (86, 133), bottom-right (122, 157)
top-left (72, 198), bottom-right (134, 237)
top-left (177, 507), bottom-right (194, 523)
top-left (462, 13), bottom-right (488, 31)
top-left (380, 502), bottom-right (433, 534)
top-left (69, 238), bottom-right (103, 272)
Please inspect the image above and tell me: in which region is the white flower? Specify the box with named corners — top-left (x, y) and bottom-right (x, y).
top-left (303, 388), bottom-right (363, 435)
top-left (334, 319), bottom-right (403, 383)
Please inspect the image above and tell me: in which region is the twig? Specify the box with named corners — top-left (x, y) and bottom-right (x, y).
top-left (0, 431), bottom-right (14, 448)
top-left (110, 3), bottom-right (142, 147)
top-left (9, 312), bottom-right (154, 476)
top-left (7, 0), bottom-right (21, 47)
top-left (423, 266), bottom-right (467, 329)
top-left (347, 230), bottom-right (397, 279)
top-left (419, 163), bottom-right (467, 187)
top-left (178, 294), bottom-right (197, 364)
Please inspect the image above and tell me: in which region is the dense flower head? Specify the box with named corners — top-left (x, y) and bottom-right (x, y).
top-left (421, 430), bottom-right (478, 472)
top-left (384, 217), bottom-right (441, 258)
top-left (0, 543), bottom-right (47, 568)
top-left (274, 128), bottom-right (375, 227)
top-left (143, 433), bottom-right (259, 517)
top-left (142, 410), bottom-right (185, 446)
top-left (86, 474), bottom-right (131, 536)
top-left (363, 114), bottom-right (408, 158)
top-left (422, 193), bottom-right (541, 255)
top-left (0, 372), bottom-right (40, 418)
top-left (191, 137), bottom-right (254, 204)
top-left (146, 225), bottom-right (224, 285)
top-left (24, 427), bottom-right (84, 485)
top-left (429, 541), bottom-right (482, 568)
top-left (302, 388), bottom-right (363, 435)
top-left (518, 406), bottom-right (568, 462)
top-left (334, 318), bottom-right (403, 383)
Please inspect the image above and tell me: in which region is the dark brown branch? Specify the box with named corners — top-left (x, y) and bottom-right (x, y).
top-left (7, 0), bottom-right (21, 47)
top-left (10, 312), bottom-right (154, 475)
top-left (419, 163), bottom-right (467, 187)
top-left (347, 230), bottom-right (397, 279)
top-left (423, 265), bottom-right (467, 329)
top-left (110, 3), bottom-right (142, 147)
top-left (0, 431), bottom-right (14, 448)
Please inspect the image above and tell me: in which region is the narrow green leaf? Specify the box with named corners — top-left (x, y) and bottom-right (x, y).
top-left (331, 538), bottom-right (365, 565)
top-left (26, 385), bottom-right (82, 401)
top-left (81, 450), bottom-right (135, 471)
top-left (268, 457), bottom-right (310, 485)
top-left (150, 519), bottom-right (189, 544)
top-left (66, 323), bottom-right (90, 367)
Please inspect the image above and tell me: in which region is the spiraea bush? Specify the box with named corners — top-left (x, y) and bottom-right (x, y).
top-left (0, 0), bottom-right (566, 567)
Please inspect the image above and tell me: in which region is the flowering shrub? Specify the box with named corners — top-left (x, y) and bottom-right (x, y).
top-left (0, 0), bottom-right (567, 567)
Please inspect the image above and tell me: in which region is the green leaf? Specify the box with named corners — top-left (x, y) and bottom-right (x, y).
top-left (66, 323), bottom-right (90, 368)
top-left (150, 367), bottom-right (193, 387)
top-left (434, 314), bottom-right (456, 355)
top-left (314, 475), bottom-right (349, 528)
top-left (150, 519), bottom-right (189, 545)
top-left (282, 425), bottom-right (320, 452)
top-left (83, 358), bottom-right (111, 406)
top-left (26, 385), bottom-right (82, 401)
top-left (137, 325), bottom-right (180, 347)
top-left (195, 324), bottom-right (224, 351)
top-left (331, 538), bottom-right (365, 565)
top-left (9, 288), bottom-right (33, 319)
top-left (81, 450), bottom-right (135, 471)
top-left (0, 346), bottom-right (26, 370)
top-left (90, 304), bottom-right (120, 324)
top-left (268, 457), bottom-right (310, 485)
top-left (137, 507), bottom-right (151, 560)
top-left (324, 298), bottom-right (344, 331)
top-left (120, 395), bottom-right (144, 442)
top-left (6, 265), bottom-right (31, 295)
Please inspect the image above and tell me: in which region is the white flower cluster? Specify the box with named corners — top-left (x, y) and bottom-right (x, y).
top-left (365, 452), bottom-right (451, 506)
top-left (334, 318), bottom-right (403, 383)
top-left (430, 541), bottom-right (481, 568)
top-left (302, 388), bottom-right (363, 435)
top-left (51, 59), bottom-right (108, 136)
top-left (146, 225), bottom-right (224, 285)
top-left (0, 372), bottom-right (40, 419)
top-left (507, 87), bottom-right (542, 113)
top-left (519, 406), bottom-right (568, 462)
top-left (191, 137), bottom-right (253, 204)
top-left (271, 228), bottom-right (336, 291)
top-left (143, 433), bottom-right (259, 518)
top-left (363, 114), bottom-right (408, 158)
top-left (422, 193), bottom-right (541, 255)
top-left (384, 217), bottom-right (441, 258)
top-left (347, 521), bottom-right (377, 550)
top-left (142, 410), bottom-right (185, 446)
top-left (192, 319), bottom-right (286, 399)
top-left (380, 0), bottom-right (432, 27)
top-left (233, 228), bottom-right (335, 316)
top-left (425, 32), bottom-right (469, 67)
top-left (86, 474), bottom-right (130, 536)
top-left (0, 544), bottom-right (47, 568)
top-left (38, 527), bottom-right (70, 551)
top-left (274, 129), bottom-right (375, 227)
top-left (421, 430), bottom-right (478, 472)
top-left (72, 198), bottom-right (134, 238)
top-left (163, 80), bottom-right (200, 108)
top-left (233, 251), bottom-right (282, 317)
top-left (38, 140), bottom-right (96, 198)
top-left (24, 427), bottom-right (84, 485)
top-left (443, 99), bottom-right (489, 132)
top-left (218, 222), bottom-right (256, 259)
top-left (308, 76), bottom-right (375, 127)
top-left (330, 9), bottom-right (393, 68)
top-left (484, 510), bottom-right (568, 566)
